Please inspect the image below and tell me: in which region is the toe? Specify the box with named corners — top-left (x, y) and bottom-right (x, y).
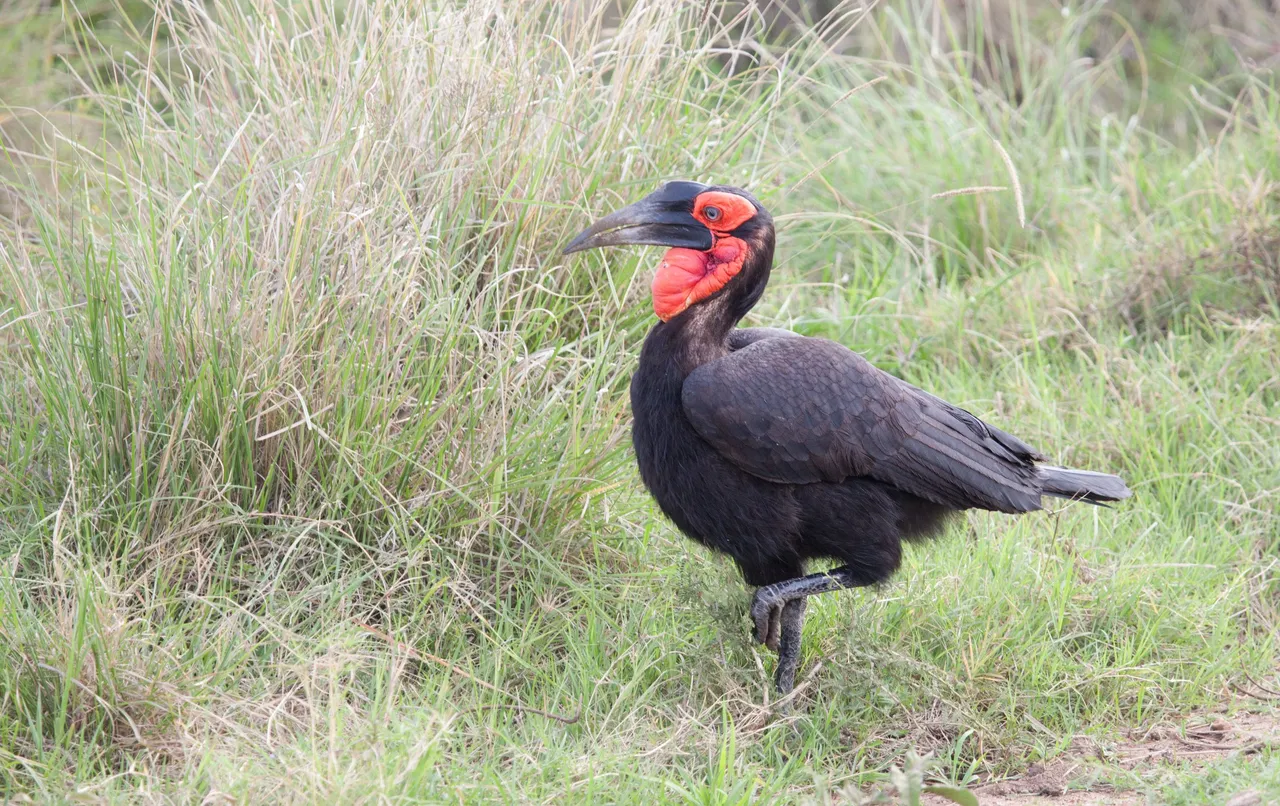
top-left (765, 605), bottom-right (782, 652)
top-left (749, 592), bottom-right (773, 645)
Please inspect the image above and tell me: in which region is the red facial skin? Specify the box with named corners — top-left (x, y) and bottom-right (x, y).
top-left (651, 191), bottom-right (756, 322)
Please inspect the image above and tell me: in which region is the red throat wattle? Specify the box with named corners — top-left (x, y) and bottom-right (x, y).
top-left (652, 239), bottom-right (747, 321)
top-left (649, 189), bottom-right (757, 321)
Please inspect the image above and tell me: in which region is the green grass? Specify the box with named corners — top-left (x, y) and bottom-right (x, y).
top-left (1, 0), bottom-right (1277, 802)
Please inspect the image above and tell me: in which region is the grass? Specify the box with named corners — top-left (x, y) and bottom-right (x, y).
top-left (1, 0), bottom-right (1277, 802)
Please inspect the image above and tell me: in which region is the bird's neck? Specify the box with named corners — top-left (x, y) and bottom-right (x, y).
top-left (658, 227), bottom-right (775, 375)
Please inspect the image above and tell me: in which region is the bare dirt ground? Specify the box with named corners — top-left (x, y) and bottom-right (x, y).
top-left (922, 705), bottom-right (1280, 806)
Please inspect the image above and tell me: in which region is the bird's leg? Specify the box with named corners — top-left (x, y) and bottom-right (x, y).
top-left (749, 565), bottom-right (870, 695)
top-left (749, 565), bottom-right (865, 644)
top-left (774, 597), bottom-right (807, 695)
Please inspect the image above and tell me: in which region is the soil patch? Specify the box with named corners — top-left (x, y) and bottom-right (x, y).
top-left (922, 707), bottom-right (1280, 806)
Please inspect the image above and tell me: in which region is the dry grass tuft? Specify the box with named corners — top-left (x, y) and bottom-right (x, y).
top-left (1116, 206), bottom-right (1280, 337)
top-left (1, 568), bottom-right (195, 776)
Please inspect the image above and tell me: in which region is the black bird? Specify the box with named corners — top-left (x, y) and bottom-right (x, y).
top-left (563, 181), bottom-right (1131, 696)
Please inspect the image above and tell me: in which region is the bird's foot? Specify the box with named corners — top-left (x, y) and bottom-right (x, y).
top-left (751, 567), bottom-right (866, 698)
top-left (749, 589), bottom-right (782, 651)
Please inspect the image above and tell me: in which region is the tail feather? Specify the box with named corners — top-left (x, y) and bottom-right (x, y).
top-left (1038, 466), bottom-right (1132, 506)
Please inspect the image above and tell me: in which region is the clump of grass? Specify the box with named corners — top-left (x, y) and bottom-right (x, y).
top-left (2, 0), bottom-right (789, 577)
top-left (0, 565), bottom-right (193, 779)
top-left (1116, 208), bottom-right (1280, 337)
top-left (759, 0), bottom-right (1156, 298)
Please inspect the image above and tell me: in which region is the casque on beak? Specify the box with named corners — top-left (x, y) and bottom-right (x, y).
top-left (562, 181), bottom-right (713, 255)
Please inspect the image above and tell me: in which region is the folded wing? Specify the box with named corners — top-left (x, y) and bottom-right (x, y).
top-left (682, 335), bottom-right (1047, 513)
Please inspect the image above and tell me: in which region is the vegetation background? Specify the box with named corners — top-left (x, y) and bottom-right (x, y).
top-left (1, 0), bottom-right (1277, 802)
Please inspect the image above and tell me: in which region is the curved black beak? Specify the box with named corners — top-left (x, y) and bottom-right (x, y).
top-left (562, 181), bottom-right (713, 255)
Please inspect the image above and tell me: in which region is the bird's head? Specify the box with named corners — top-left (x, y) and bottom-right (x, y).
top-left (563, 181), bottom-right (773, 322)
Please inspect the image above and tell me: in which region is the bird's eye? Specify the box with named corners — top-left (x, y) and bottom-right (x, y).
top-left (703, 206), bottom-right (721, 222)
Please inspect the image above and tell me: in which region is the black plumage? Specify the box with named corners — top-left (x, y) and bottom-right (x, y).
top-left (565, 181), bottom-right (1131, 696)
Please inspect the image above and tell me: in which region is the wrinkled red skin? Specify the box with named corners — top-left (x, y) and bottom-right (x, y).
top-left (652, 238), bottom-right (747, 321)
top-left (650, 189), bottom-right (758, 321)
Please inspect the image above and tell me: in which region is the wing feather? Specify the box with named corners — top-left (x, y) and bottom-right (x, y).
top-left (682, 335), bottom-right (1045, 512)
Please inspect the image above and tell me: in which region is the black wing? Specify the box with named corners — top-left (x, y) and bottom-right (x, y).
top-left (682, 336), bottom-right (1048, 513)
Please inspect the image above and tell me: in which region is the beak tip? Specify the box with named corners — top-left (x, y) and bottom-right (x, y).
top-left (562, 227), bottom-right (604, 255)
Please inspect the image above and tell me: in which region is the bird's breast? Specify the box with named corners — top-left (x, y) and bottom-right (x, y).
top-left (628, 341), bottom-right (800, 561)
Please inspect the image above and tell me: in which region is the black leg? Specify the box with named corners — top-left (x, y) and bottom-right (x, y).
top-left (774, 597), bottom-right (807, 695)
top-left (748, 565), bottom-right (874, 695)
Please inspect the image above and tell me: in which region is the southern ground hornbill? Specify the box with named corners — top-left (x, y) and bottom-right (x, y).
top-left (563, 181), bottom-right (1131, 696)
